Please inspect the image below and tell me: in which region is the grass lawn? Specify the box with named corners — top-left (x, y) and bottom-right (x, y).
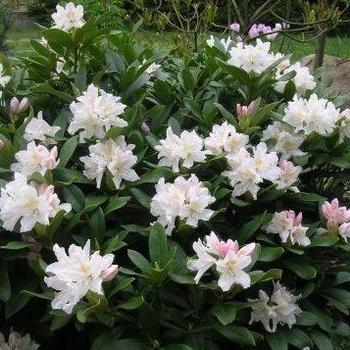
top-left (5, 23), bottom-right (350, 62)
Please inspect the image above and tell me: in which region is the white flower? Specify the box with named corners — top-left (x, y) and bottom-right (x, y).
top-left (68, 84), bottom-right (127, 142)
top-left (0, 63), bottom-right (10, 97)
top-left (283, 94), bottom-right (339, 136)
top-left (44, 240), bottom-right (118, 314)
top-left (56, 57), bottom-right (66, 74)
top-left (0, 173), bottom-right (71, 232)
top-left (24, 112), bottom-right (61, 145)
top-left (155, 127), bottom-right (208, 172)
top-left (206, 35), bottom-right (215, 47)
top-left (339, 222), bottom-right (350, 243)
top-left (337, 109), bottom-right (350, 143)
top-left (204, 122), bottom-right (249, 155)
top-left (52, 2), bottom-right (85, 32)
top-left (11, 141), bottom-right (59, 177)
top-left (80, 137), bottom-right (139, 189)
top-left (228, 39), bottom-right (283, 75)
top-left (273, 160), bottom-right (302, 190)
top-left (141, 59), bottom-right (160, 76)
top-left (150, 175), bottom-right (215, 235)
top-left (262, 121), bottom-right (306, 160)
top-left (266, 23), bottom-right (282, 41)
top-left (187, 232), bottom-right (256, 291)
top-left (265, 210), bottom-right (310, 246)
top-left (216, 243), bottom-right (256, 291)
top-left (223, 143), bottom-right (280, 199)
top-left (250, 282), bottom-right (302, 332)
top-left (275, 62), bottom-right (316, 95)
top-left (0, 331), bottom-right (39, 350)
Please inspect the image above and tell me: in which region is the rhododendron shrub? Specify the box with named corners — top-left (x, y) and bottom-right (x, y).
top-left (0, 5), bottom-right (350, 350)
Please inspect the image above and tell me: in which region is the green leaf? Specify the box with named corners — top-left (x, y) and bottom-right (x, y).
top-left (132, 167), bottom-right (173, 186)
top-left (118, 296), bottom-right (144, 310)
top-left (108, 277), bottom-right (135, 298)
top-left (84, 195), bottom-right (109, 213)
top-left (129, 188), bottom-right (151, 209)
top-left (258, 246), bottom-right (284, 262)
top-left (285, 260), bottom-right (317, 280)
top-left (149, 222), bottom-right (168, 267)
top-left (0, 242), bottom-right (33, 250)
top-left (90, 208), bottom-right (106, 241)
top-left (215, 325), bottom-right (256, 346)
top-left (237, 212), bottom-right (271, 243)
top-left (163, 345), bottom-right (194, 350)
top-left (310, 331), bottom-right (333, 350)
top-left (211, 303), bottom-right (237, 326)
top-left (0, 262), bottom-right (10, 302)
top-left (0, 135), bottom-right (14, 168)
top-left (310, 235), bottom-right (338, 247)
top-left (105, 196), bottom-right (131, 215)
top-left (59, 136), bottom-right (79, 167)
top-left (63, 184), bottom-right (85, 212)
top-left (127, 250), bottom-right (150, 273)
top-left (267, 330), bottom-right (288, 350)
top-left (91, 337), bottom-right (148, 350)
top-left (287, 328), bottom-right (313, 349)
top-left (296, 311), bottom-right (319, 326)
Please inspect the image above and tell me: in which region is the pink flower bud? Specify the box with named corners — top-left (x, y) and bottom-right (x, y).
top-left (230, 22), bottom-right (240, 33)
top-left (18, 97), bottom-right (29, 113)
top-left (0, 139), bottom-right (5, 150)
top-left (10, 97), bottom-right (20, 115)
top-left (236, 101), bottom-right (254, 118)
top-left (141, 122), bottom-right (151, 133)
top-left (101, 265), bottom-right (119, 281)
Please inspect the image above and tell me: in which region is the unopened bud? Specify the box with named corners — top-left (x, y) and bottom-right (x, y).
top-left (10, 97), bottom-right (20, 115)
top-left (236, 101), bottom-right (255, 119)
top-left (141, 122), bottom-right (151, 133)
top-left (101, 265), bottom-right (119, 281)
top-left (18, 97), bottom-right (29, 113)
top-left (0, 139), bottom-right (4, 150)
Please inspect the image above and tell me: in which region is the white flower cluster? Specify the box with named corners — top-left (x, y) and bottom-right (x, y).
top-left (250, 282), bottom-right (301, 333)
top-left (11, 141), bottom-right (59, 177)
top-left (222, 142), bottom-right (298, 199)
top-left (44, 240), bottom-right (118, 314)
top-left (262, 121), bottom-right (306, 160)
top-left (265, 210), bottom-right (310, 246)
top-left (204, 122), bottom-right (249, 155)
top-left (51, 2), bottom-right (85, 32)
top-left (24, 112), bottom-right (61, 145)
top-left (228, 39), bottom-right (283, 75)
top-left (80, 137), bottom-right (139, 189)
top-left (68, 84), bottom-right (127, 142)
top-left (275, 62), bottom-right (316, 95)
top-left (283, 94), bottom-right (339, 136)
top-left (150, 175), bottom-right (215, 235)
top-left (0, 331), bottom-right (39, 350)
top-left (155, 127), bottom-right (208, 172)
top-left (206, 35), bottom-right (233, 51)
top-left (187, 232), bottom-right (256, 291)
top-left (0, 63), bottom-right (11, 99)
top-left (337, 108), bottom-right (350, 143)
top-left (0, 173), bottom-right (71, 232)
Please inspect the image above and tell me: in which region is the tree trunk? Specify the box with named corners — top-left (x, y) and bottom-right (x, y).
top-left (314, 31), bottom-right (327, 71)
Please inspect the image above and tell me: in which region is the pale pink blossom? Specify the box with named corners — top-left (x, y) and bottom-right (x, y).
top-left (322, 199), bottom-right (350, 228)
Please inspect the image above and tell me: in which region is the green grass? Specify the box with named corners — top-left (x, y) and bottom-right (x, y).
top-left (5, 26), bottom-right (41, 55)
top-left (5, 24), bottom-right (350, 62)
